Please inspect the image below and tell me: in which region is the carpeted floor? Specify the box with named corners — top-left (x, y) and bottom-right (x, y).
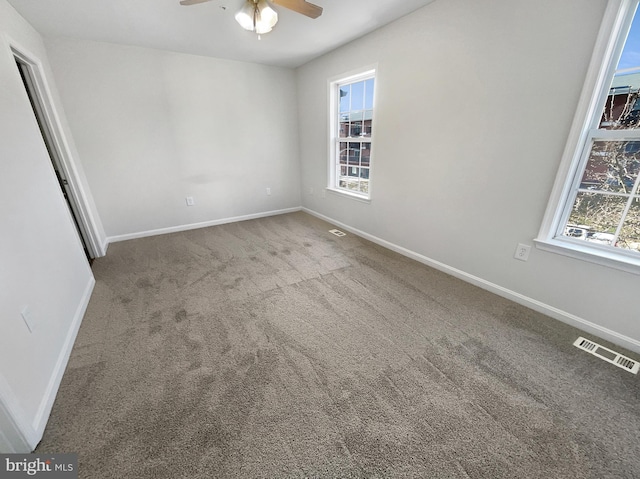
top-left (36, 211), bottom-right (640, 478)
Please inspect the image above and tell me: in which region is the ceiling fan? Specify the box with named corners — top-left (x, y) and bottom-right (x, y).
top-left (180, 0), bottom-right (323, 36)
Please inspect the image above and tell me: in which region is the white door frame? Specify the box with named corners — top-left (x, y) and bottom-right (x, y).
top-left (10, 42), bottom-right (105, 258)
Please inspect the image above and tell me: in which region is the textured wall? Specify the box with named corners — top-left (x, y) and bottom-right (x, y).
top-left (296, 0), bottom-right (640, 350)
top-left (45, 38), bottom-right (302, 238)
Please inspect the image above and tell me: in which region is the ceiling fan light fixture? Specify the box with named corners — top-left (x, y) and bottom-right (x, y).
top-left (235, 0), bottom-right (278, 35)
top-left (254, 22), bottom-right (273, 35)
top-left (257, 0), bottom-right (278, 28)
top-left (234, 1), bottom-right (256, 31)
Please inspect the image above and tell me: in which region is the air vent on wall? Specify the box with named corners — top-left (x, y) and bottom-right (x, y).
top-left (329, 229), bottom-right (346, 237)
top-left (573, 337), bottom-right (639, 374)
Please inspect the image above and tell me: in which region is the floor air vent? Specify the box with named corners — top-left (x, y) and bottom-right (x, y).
top-left (329, 229), bottom-right (346, 237)
top-left (573, 337), bottom-right (639, 374)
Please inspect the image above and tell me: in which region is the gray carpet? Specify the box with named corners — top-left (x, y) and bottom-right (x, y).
top-left (36, 211), bottom-right (640, 478)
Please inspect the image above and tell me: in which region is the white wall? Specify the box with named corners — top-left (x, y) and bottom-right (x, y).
top-left (44, 38), bottom-right (301, 240)
top-left (0, 0), bottom-right (96, 450)
top-left (297, 0), bottom-right (640, 352)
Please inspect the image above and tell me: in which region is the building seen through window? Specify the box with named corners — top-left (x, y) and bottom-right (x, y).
top-left (560, 4), bottom-right (640, 254)
top-left (330, 73), bottom-right (374, 197)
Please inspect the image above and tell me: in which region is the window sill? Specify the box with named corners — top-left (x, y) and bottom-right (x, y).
top-left (326, 187), bottom-right (371, 204)
top-left (534, 237), bottom-right (640, 275)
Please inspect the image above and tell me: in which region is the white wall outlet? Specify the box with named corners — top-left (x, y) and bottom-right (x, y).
top-left (514, 243), bottom-right (531, 261)
top-left (309, 187), bottom-right (314, 195)
top-left (186, 196), bottom-right (195, 206)
top-left (21, 306), bottom-right (34, 333)
top-left (266, 187), bottom-right (271, 196)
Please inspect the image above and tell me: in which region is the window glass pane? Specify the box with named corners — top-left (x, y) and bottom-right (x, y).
top-left (349, 111), bottom-right (363, 137)
top-left (619, 197), bottom-right (640, 251)
top-left (603, 12), bottom-right (640, 130)
top-left (339, 85), bottom-right (350, 113)
top-left (339, 142), bottom-right (348, 164)
top-left (363, 111), bottom-right (373, 137)
top-left (564, 192), bottom-right (627, 241)
top-left (617, 11), bottom-right (640, 70)
top-left (351, 80), bottom-right (365, 111)
top-left (580, 140), bottom-right (640, 193)
top-left (339, 115), bottom-right (349, 138)
top-left (361, 143), bottom-right (371, 167)
top-left (365, 78), bottom-right (374, 109)
top-left (600, 81), bottom-right (640, 129)
top-left (350, 120), bottom-right (363, 137)
top-left (342, 178), bottom-right (360, 192)
top-left (348, 142), bottom-right (361, 165)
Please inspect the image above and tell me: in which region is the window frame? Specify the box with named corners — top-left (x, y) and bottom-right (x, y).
top-left (327, 67), bottom-right (377, 201)
top-left (536, 0), bottom-right (640, 275)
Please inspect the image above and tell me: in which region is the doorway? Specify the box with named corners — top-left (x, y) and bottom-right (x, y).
top-left (13, 52), bottom-right (94, 262)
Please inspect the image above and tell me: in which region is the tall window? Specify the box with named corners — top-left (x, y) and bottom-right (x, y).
top-left (329, 70), bottom-right (375, 199)
top-left (539, 1), bottom-right (640, 272)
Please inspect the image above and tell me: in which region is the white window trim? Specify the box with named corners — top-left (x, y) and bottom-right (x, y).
top-left (536, 0), bottom-right (640, 275)
top-left (327, 66), bottom-right (377, 201)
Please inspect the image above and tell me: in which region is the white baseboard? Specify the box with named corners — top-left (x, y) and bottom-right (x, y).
top-left (0, 375), bottom-right (33, 453)
top-left (100, 237), bottom-right (109, 257)
top-left (94, 233), bottom-right (108, 258)
top-left (31, 276), bottom-right (96, 444)
top-left (302, 208), bottom-right (640, 355)
top-left (0, 276), bottom-right (94, 453)
top-left (106, 207), bottom-right (303, 245)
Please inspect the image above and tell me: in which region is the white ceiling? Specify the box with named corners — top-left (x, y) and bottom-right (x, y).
top-left (7, 0), bottom-right (436, 68)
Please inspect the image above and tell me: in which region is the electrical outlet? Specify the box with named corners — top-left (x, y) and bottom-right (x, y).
top-left (309, 187), bottom-right (314, 195)
top-left (186, 196), bottom-right (195, 206)
top-left (514, 243), bottom-right (531, 261)
top-left (266, 188), bottom-right (271, 196)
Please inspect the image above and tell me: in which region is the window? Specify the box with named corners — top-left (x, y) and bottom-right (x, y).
top-left (329, 69), bottom-right (375, 199)
top-left (537, 1), bottom-right (640, 273)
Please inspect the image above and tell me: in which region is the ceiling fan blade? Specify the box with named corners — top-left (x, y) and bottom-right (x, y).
top-left (179, 0), bottom-right (212, 6)
top-left (271, 0), bottom-right (323, 19)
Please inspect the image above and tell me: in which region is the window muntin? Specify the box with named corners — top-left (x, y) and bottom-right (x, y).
top-left (555, 2), bottom-right (640, 260)
top-left (330, 72), bottom-right (375, 198)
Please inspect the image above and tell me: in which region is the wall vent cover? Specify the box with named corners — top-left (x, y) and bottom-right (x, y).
top-left (329, 229), bottom-right (346, 237)
top-left (573, 337), bottom-right (639, 374)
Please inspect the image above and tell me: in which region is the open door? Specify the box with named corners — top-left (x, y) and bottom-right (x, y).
top-left (13, 52), bottom-right (95, 262)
